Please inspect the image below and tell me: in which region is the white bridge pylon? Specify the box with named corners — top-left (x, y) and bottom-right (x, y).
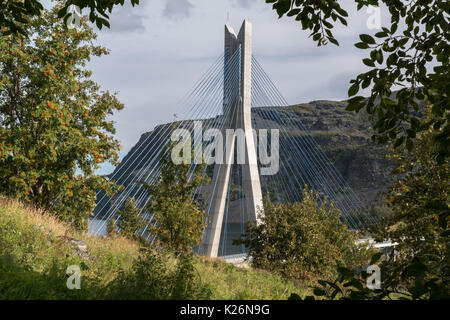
top-left (201, 20), bottom-right (264, 258)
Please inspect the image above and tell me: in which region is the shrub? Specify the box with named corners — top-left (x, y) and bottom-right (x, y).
top-left (105, 248), bottom-right (211, 300)
top-left (236, 188), bottom-right (374, 281)
top-left (106, 218), bottom-right (116, 237)
top-left (116, 198), bottom-right (145, 239)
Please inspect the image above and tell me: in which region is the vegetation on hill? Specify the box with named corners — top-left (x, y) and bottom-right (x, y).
top-left (290, 116), bottom-right (450, 300)
top-left (236, 188), bottom-right (376, 281)
top-left (0, 197), bottom-right (308, 299)
top-left (276, 100), bottom-right (395, 207)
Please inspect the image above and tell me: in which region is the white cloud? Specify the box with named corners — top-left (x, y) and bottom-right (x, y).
top-left (230, 0), bottom-right (257, 8)
top-left (97, 1), bottom-right (149, 33)
top-left (163, 0), bottom-right (194, 20)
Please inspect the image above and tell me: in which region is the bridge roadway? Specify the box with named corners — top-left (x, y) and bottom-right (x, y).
top-left (220, 238), bottom-right (398, 268)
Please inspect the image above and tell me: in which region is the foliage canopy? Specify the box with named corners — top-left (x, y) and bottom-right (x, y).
top-left (293, 118), bottom-right (449, 300)
top-left (237, 188), bottom-right (374, 281)
top-left (0, 0), bottom-right (140, 35)
top-left (0, 6), bottom-right (123, 228)
top-left (268, 0), bottom-right (449, 162)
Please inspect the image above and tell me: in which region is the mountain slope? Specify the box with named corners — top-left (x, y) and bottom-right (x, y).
top-left (283, 100), bottom-right (394, 205)
top-left (98, 99), bottom-right (394, 227)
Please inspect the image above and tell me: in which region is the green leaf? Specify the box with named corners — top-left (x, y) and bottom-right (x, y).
top-left (376, 51), bottom-right (383, 64)
top-left (313, 288), bottom-right (326, 296)
top-left (328, 37), bottom-right (339, 46)
top-left (287, 8), bottom-right (301, 17)
top-left (375, 31), bottom-right (387, 38)
top-left (406, 138), bottom-right (413, 151)
top-left (288, 293), bottom-right (302, 300)
top-left (361, 78), bottom-right (371, 89)
top-left (370, 252), bottom-right (383, 265)
top-left (398, 38), bottom-right (409, 47)
top-left (336, 7), bottom-right (348, 17)
top-left (355, 42), bottom-right (369, 49)
top-left (360, 34), bottom-right (376, 44)
top-left (57, 7), bottom-right (68, 18)
top-left (348, 83), bottom-right (360, 97)
top-left (363, 58), bottom-right (375, 67)
top-left (337, 15), bottom-right (347, 26)
top-left (390, 23), bottom-right (398, 34)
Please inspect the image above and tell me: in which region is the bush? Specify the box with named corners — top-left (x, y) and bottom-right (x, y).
top-left (236, 188), bottom-right (374, 281)
top-left (105, 248), bottom-right (211, 300)
top-left (116, 198), bottom-right (145, 239)
top-left (106, 218), bottom-right (116, 237)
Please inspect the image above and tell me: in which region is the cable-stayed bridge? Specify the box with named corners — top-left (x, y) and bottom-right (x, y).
top-left (90, 20), bottom-right (378, 257)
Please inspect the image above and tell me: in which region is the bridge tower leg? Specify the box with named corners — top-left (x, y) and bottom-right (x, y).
top-left (202, 20), bottom-right (264, 258)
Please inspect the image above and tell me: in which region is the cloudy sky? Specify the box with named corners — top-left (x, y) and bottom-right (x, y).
top-left (45, 0), bottom-right (390, 174)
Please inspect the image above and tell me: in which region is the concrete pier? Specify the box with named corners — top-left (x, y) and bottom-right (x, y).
top-left (202, 20), bottom-right (264, 258)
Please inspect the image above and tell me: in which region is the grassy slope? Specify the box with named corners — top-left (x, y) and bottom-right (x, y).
top-left (0, 197), bottom-right (308, 300)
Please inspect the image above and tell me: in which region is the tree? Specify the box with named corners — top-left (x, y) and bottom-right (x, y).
top-left (143, 141), bottom-right (209, 255)
top-left (106, 217), bottom-right (116, 237)
top-left (373, 112), bottom-right (449, 299)
top-left (268, 0), bottom-right (449, 162)
top-left (382, 109), bottom-right (449, 260)
top-left (296, 114), bottom-right (449, 300)
top-left (0, 0), bottom-right (140, 35)
top-left (116, 197), bottom-right (145, 239)
top-left (236, 188), bottom-right (374, 281)
top-left (0, 6), bottom-right (123, 228)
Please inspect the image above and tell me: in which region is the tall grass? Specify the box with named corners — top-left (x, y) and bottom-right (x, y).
top-left (0, 197), bottom-right (309, 299)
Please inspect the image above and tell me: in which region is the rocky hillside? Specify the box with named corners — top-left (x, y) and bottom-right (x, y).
top-left (283, 100), bottom-right (394, 206)
top-left (105, 99), bottom-right (394, 217)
